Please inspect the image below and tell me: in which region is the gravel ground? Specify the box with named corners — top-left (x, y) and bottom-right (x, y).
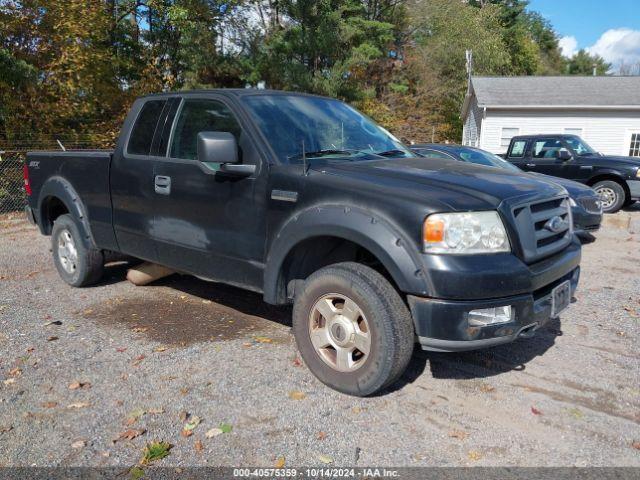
top-left (0, 209), bottom-right (638, 468)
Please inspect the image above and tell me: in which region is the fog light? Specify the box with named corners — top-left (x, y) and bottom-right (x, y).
top-left (468, 306), bottom-right (513, 327)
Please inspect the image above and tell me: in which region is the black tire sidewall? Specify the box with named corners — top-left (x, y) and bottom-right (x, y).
top-left (293, 268), bottom-right (398, 396)
top-left (594, 181), bottom-right (625, 213)
top-left (51, 215), bottom-right (93, 287)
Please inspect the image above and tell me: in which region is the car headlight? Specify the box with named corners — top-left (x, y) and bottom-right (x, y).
top-left (636, 168), bottom-right (640, 178)
top-left (423, 211), bottom-right (511, 254)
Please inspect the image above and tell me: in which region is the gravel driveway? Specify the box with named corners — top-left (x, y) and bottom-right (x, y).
top-left (1, 210), bottom-right (638, 468)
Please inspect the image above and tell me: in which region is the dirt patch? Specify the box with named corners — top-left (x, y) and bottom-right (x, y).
top-left (82, 283), bottom-right (292, 346)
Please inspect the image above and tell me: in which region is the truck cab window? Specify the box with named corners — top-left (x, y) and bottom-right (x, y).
top-left (170, 99), bottom-right (242, 160)
top-left (509, 140), bottom-right (526, 158)
top-left (127, 100), bottom-right (167, 155)
top-left (533, 139), bottom-right (566, 159)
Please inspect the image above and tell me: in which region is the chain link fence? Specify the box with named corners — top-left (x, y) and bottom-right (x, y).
top-left (0, 135), bottom-right (115, 216)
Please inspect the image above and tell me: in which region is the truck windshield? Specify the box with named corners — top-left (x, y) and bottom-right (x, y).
top-left (564, 136), bottom-right (597, 156)
top-left (242, 94), bottom-right (415, 163)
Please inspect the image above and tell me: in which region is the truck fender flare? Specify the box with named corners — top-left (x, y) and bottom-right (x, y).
top-left (263, 205), bottom-right (428, 304)
top-left (37, 176), bottom-right (96, 249)
top-left (587, 169), bottom-right (627, 182)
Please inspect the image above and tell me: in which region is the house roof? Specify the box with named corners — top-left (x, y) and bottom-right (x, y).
top-left (462, 76), bottom-right (640, 118)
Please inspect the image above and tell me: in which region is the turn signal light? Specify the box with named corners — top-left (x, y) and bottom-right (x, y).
top-left (23, 164), bottom-right (32, 196)
top-left (424, 217), bottom-right (445, 243)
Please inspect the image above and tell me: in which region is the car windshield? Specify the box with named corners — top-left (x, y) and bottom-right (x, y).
top-left (456, 148), bottom-right (522, 172)
top-left (564, 136), bottom-right (597, 156)
top-left (242, 94), bottom-right (415, 163)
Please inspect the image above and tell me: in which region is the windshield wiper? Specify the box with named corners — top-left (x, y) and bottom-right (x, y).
top-left (373, 149), bottom-right (409, 158)
top-left (287, 149), bottom-right (355, 162)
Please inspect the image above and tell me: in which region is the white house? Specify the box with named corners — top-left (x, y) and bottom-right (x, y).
top-left (461, 76), bottom-right (640, 157)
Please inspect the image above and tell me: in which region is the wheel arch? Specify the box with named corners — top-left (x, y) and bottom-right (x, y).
top-left (587, 173), bottom-right (630, 200)
top-left (37, 176), bottom-right (96, 249)
top-left (263, 205), bottom-right (428, 305)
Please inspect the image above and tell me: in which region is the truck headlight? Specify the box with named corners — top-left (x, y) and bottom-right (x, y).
top-left (423, 211), bottom-right (510, 254)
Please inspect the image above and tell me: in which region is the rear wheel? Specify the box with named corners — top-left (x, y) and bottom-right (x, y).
top-left (51, 214), bottom-right (104, 287)
top-left (593, 180), bottom-right (626, 213)
top-left (292, 262), bottom-right (414, 396)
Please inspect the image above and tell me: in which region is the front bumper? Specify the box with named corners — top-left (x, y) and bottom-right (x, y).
top-left (571, 204), bottom-right (602, 236)
top-left (409, 244), bottom-right (581, 352)
top-left (626, 180), bottom-right (640, 200)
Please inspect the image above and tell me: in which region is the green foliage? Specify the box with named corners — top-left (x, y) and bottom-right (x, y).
top-left (566, 50), bottom-right (611, 76)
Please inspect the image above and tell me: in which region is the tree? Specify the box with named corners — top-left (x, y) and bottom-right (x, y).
top-left (566, 50), bottom-right (610, 76)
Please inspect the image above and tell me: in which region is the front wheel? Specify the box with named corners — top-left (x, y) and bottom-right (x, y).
top-left (51, 214), bottom-right (104, 287)
top-left (292, 262), bottom-right (414, 396)
top-left (593, 180), bottom-right (626, 213)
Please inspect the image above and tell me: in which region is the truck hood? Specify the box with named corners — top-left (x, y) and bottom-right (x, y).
top-left (314, 157), bottom-right (567, 211)
top-left (588, 154), bottom-right (640, 167)
top-left (529, 172), bottom-right (596, 198)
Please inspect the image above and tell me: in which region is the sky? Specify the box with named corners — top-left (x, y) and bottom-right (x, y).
top-left (528, 0), bottom-right (640, 68)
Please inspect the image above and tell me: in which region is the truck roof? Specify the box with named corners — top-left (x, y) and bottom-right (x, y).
top-left (139, 88), bottom-right (332, 101)
top-left (509, 134), bottom-right (580, 141)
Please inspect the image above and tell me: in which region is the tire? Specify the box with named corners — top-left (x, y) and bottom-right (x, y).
top-left (51, 214), bottom-right (104, 287)
top-left (593, 180), bottom-right (626, 213)
top-left (292, 262), bottom-right (414, 396)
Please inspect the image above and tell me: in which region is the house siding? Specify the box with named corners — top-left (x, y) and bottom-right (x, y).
top-left (462, 96), bottom-right (482, 147)
top-left (478, 109), bottom-right (640, 156)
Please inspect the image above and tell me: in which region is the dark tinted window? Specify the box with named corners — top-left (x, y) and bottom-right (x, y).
top-left (127, 100), bottom-right (166, 155)
top-left (170, 99), bottom-right (241, 160)
top-left (415, 149), bottom-right (452, 160)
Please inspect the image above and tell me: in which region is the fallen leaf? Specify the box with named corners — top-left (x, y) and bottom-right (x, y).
top-left (255, 336), bottom-right (273, 343)
top-left (181, 429), bottom-right (193, 438)
top-left (449, 430), bottom-right (469, 440)
top-left (479, 384), bottom-right (495, 393)
top-left (67, 402), bottom-right (91, 409)
top-left (288, 391), bottom-right (306, 400)
top-left (83, 309), bottom-right (93, 315)
top-left (113, 428), bottom-right (146, 443)
top-left (132, 355), bottom-right (146, 365)
top-left (274, 456), bottom-right (285, 468)
top-left (219, 423), bottom-right (233, 434)
top-left (129, 466), bottom-right (145, 480)
top-left (68, 381), bottom-right (91, 390)
top-left (132, 327), bottom-right (148, 333)
top-left (179, 411), bottom-right (189, 422)
top-left (0, 425), bottom-right (13, 433)
top-left (292, 357), bottom-right (302, 367)
top-left (531, 406), bottom-right (542, 415)
top-left (194, 439), bottom-right (203, 453)
top-left (3, 378), bottom-right (15, 386)
top-left (41, 401), bottom-right (57, 408)
top-left (317, 431), bottom-right (327, 440)
top-left (8, 367), bottom-right (22, 377)
top-left (179, 388), bottom-right (189, 395)
top-left (141, 441), bottom-right (172, 464)
top-left (125, 408), bottom-right (146, 424)
top-left (205, 428), bottom-right (223, 438)
top-left (43, 320), bottom-right (62, 326)
top-left (71, 440), bottom-right (86, 449)
top-left (468, 450), bottom-right (482, 461)
top-left (318, 454), bottom-right (333, 464)
top-left (183, 415), bottom-right (201, 432)
top-left (632, 441), bottom-right (640, 450)
top-left (153, 346), bottom-right (168, 353)
top-left (47, 336), bottom-right (59, 342)
top-left (116, 347), bottom-right (127, 353)
top-left (148, 407), bottom-right (164, 415)
top-left (351, 406), bottom-right (363, 414)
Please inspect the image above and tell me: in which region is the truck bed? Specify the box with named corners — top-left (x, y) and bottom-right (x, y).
top-left (26, 150), bottom-right (116, 249)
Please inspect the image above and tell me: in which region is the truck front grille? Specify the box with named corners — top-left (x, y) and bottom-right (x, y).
top-left (512, 196), bottom-right (572, 263)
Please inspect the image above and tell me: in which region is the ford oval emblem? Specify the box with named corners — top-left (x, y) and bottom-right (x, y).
top-left (544, 216), bottom-right (567, 233)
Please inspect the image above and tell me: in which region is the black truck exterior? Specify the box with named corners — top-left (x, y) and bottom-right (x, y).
top-left (25, 90), bottom-right (581, 396)
top-left (411, 143), bottom-right (603, 237)
top-left (504, 134), bottom-right (640, 213)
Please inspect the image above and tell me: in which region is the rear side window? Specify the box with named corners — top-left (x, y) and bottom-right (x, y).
top-left (127, 100), bottom-right (166, 155)
top-left (509, 140), bottom-right (527, 158)
top-left (417, 149), bottom-right (452, 160)
top-left (170, 99), bottom-right (241, 160)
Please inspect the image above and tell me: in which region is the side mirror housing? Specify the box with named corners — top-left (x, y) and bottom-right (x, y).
top-left (197, 131), bottom-right (239, 164)
top-left (558, 150), bottom-right (572, 161)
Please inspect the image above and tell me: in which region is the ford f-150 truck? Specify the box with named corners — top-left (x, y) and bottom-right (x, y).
top-left (25, 90), bottom-right (581, 396)
top-left (504, 134), bottom-right (640, 213)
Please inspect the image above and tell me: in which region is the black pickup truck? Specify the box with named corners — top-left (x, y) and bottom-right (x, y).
top-left (25, 90), bottom-right (581, 396)
top-left (504, 134), bottom-right (640, 213)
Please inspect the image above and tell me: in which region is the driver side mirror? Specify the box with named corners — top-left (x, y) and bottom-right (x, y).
top-left (558, 150), bottom-right (572, 161)
top-left (197, 131), bottom-right (255, 177)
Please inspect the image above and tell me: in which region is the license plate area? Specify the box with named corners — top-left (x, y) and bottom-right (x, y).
top-left (551, 280), bottom-right (571, 318)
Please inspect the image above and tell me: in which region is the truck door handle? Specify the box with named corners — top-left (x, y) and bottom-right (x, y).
top-left (525, 163), bottom-right (536, 168)
top-left (154, 175), bottom-right (171, 195)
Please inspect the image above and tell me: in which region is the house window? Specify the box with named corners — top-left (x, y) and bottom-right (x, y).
top-left (564, 128), bottom-right (583, 137)
top-left (630, 133), bottom-right (640, 157)
top-left (500, 128), bottom-right (519, 148)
